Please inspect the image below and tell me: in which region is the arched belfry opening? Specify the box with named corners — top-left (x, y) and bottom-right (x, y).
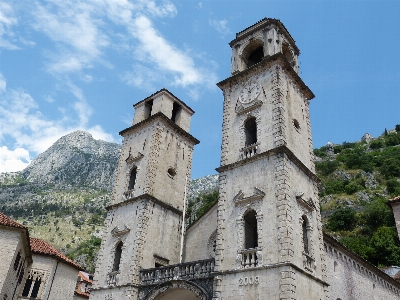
top-left (302, 215), bottom-right (309, 254)
top-left (171, 102), bottom-right (182, 124)
top-left (113, 242), bottom-right (123, 272)
top-left (128, 167), bottom-right (137, 190)
top-left (242, 40), bottom-right (264, 69)
top-left (282, 43), bottom-right (295, 67)
top-left (244, 210), bottom-right (258, 249)
top-left (244, 117), bottom-right (257, 146)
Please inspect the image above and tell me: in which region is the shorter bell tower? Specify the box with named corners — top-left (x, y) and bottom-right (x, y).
top-left (90, 89), bottom-right (199, 300)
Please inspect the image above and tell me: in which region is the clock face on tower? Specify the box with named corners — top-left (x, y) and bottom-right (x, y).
top-left (239, 82), bottom-right (260, 104)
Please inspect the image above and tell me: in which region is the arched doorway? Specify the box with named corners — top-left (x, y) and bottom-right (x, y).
top-left (154, 288), bottom-right (200, 300)
top-left (143, 280), bottom-right (209, 300)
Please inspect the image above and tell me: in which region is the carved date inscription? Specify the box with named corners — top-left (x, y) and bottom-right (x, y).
top-left (239, 276), bottom-right (259, 286)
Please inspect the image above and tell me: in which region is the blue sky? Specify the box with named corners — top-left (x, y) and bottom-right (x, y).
top-left (0, 0), bottom-right (400, 178)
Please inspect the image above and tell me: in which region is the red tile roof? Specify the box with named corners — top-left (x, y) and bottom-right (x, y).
top-left (389, 196), bottom-right (400, 202)
top-left (0, 212), bottom-right (26, 229)
top-left (78, 271), bottom-right (93, 284)
top-left (30, 238), bottom-right (83, 270)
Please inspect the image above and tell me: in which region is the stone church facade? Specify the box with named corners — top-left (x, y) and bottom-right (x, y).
top-left (90, 19), bottom-right (400, 299)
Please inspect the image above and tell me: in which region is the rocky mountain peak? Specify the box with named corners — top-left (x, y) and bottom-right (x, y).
top-left (22, 130), bottom-right (121, 190)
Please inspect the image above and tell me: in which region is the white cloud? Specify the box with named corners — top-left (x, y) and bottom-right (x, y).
top-left (209, 19), bottom-right (231, 35)
top-left (0, 74), bottom-right (115, 173)
top-left (0, 73), bottom-right (6, 92)
top-left (0, 146), bottom-right (31, 173)
top-left (0, 1), bottom-right (19, 49)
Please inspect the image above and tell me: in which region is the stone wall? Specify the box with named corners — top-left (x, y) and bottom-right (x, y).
top-left (0, 227), bottom-right (29, 300)
top-left (184, 204), bottom-right (218, 262)
top-left (324, 234), bottom-right (400, 299)
top-left (47, 261), bottom-right (79, 300)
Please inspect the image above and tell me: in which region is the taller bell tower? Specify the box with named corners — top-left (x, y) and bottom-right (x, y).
top-left (214, 19), bottom-right (328, 299)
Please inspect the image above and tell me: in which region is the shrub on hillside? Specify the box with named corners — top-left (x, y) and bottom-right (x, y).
top-left (327, 207), bottom-right (357, 231)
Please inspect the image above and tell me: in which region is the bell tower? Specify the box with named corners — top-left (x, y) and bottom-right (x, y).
top-left (214, 19), bottom-right (328, 299)
top-left (90, 89), bottom-right (199, 300)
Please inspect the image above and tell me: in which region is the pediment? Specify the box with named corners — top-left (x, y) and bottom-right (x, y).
top-left (234, 187), bottom-right (265, 205)
top-left (126, 152), bottom-right (144, 164)
top-left (111, 225), bottom-right (131, 236)
top-left (295, 192), bottom-right (316, 211)
top-left (235, 99), bottom-right (263, 115)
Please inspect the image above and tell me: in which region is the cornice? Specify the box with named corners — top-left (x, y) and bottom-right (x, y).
top-left (217, 53), bottom-right (314, 101)
top-left (216, 145), bottom-right (320, 183)
top-left (230, 18), bottom-right (299, 55)
top-left (106, 193), bottom-right (183, 216)
top-left (119, 112), bottom-right (200, 145)
top-left (133, 88), bottom-right (195, 114)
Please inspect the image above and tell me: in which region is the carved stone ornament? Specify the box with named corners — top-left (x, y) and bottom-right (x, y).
top-left (296, 192), bottom-right (315, 211)
top-left (111, 225), bottom-right (131, 236)
top-left (234, 187), bottom-right (265, 205)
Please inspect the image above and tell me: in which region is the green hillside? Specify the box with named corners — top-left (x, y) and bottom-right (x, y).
top-left (316, 126), bottom-right (400, 267)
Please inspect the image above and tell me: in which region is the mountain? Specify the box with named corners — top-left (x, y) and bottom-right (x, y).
top-left (0, 130), bottom-right (218, 272)
top-left (22, 130), bottom-right (120, 190)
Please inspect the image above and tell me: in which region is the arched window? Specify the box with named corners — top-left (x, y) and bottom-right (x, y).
top-left (128, 168), bottom-right (137, 190)
top-left (244, 210), bottom-right (258, 249)
top-left (244, 117), bottom-right (257, 146)
top-left (113, 242), bottom-right (123, 272)
top-left (242, 40), bottom-right (264, 69)
top-left (302, 216), bottom-right (309, 254)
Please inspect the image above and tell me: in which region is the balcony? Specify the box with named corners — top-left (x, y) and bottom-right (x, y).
top-left (303, 252), bottom-right (315, 273)
top-left (140, 259), bottom-right (215, 286)
top-left (106, 271), bottom-right (120, 286)
top-left (123, 189), bottom-right (134, 200)
top-left (240, 143), bottom-right (259, 160)
top-left (239, 248), bottom-right (259, 268)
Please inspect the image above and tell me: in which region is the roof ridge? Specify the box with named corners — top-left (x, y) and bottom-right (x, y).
top-left (30, 238), bottom-right (83, 270)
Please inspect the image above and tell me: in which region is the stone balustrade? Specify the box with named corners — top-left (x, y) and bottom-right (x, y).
top-left (240, 248), bottom-right (259, 268)
top-left (303, 252), bottom-right (315, 273)
top-left (123, 189), bottom-right (134, 200)
top-left (240, 143), bottom-right (259, 160)
top-left (106, 271), bottom-right (120, 286)
top-left (140, 259), bottom-right (215, 286)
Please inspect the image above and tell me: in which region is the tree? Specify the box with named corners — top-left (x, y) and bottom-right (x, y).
top-left (395, 124), bottom-right (400, 132)
top-left (327, 207), bottom-right (357, 231)
top-left (369, 226), bottom-right (400, 266)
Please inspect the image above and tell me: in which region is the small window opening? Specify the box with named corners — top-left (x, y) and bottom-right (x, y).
top-left (302, 216), bottom-right (309, 254)
top-left (30, 278), bottom-right (41, 298)
top-left (293, 119), bottom-right (300, 130)
top-left (155, 262), bottom-right (163, 268)
top-left (22, 279), bottom-right (33, 297)
top-left (171, 102), bottom-right (182, 123)
top-left (144, 100), bottom-right (153, 119)
top-left (244, 117), bottom-right (257, 146)
top-left (244, 210), bottom-right (258, 249)
top-left (14, 252), bottom-right (21, 270)
top-left (167, 168), bottom-right (176, 177)
top-left (128, 168), bottom-right (137, 190)
top-left (113, 242), bottom-right (123, 272)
